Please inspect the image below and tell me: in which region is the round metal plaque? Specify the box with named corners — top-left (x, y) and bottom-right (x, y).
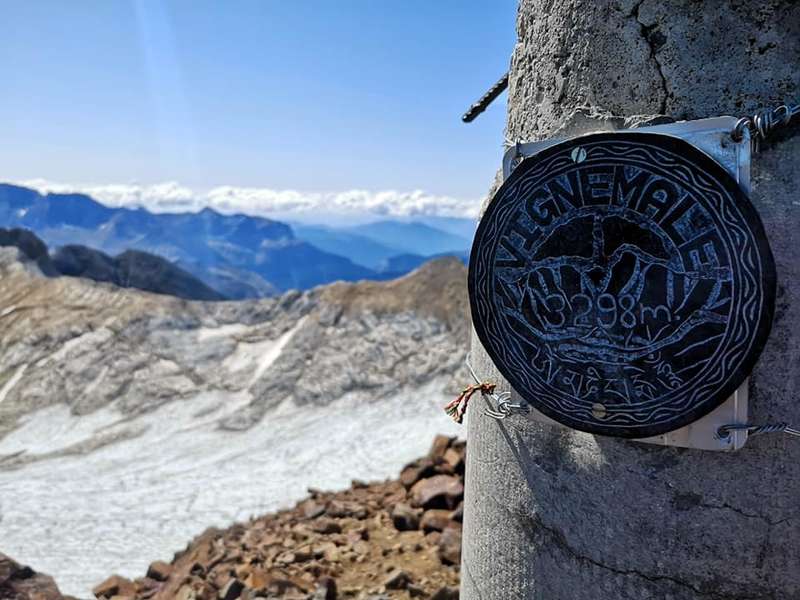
top-left (469, 132), bottom-right (776, 437)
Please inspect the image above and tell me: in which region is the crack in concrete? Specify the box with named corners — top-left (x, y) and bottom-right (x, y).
top-left (699, 501), bottom-right (793, 527)
top-left (629, 0), bottom-right (670, 114)
top-left (491, 493), bottom-right (771, 600)
top-left (525, 513), bottom-right (734, 598)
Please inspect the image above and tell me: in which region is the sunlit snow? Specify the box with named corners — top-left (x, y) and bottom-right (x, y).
top-left (0, 378), bottom-right (460, 597)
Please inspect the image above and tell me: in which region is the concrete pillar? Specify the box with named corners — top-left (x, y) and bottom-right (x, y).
top-left (462, 1), bottom-right (800, 598)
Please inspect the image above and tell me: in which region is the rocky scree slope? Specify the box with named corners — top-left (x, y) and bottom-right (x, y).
top-left (0, 436), bottom-right (465, 600)
top-left (91, 435), bottom-right (465, 600)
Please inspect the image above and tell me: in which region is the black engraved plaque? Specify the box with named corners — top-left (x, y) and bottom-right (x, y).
top-left (469, 132), bottom-right (776, 438)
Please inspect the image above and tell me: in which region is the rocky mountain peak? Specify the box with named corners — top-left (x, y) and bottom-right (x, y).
top-left (318, 257), bottom-right (468, 336)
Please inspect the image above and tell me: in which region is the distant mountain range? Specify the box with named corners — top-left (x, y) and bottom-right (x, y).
top-left (293, 221), bottom-right (471, 269)
top-left (0, 183), bottom-right (472, 299)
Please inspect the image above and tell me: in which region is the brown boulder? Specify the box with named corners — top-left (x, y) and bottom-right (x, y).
top-left (145, 561), bottom-right (172, 582)
top-left (93, 575), bottom-right (136, 599)
top-left (275, 548), bottom-right (312, 566)
top-left (391, 503), bottom-right (420, 531)
top-left (381, 483), bottom-right (407, 508)
top-left (326, 500), bottom-right (367, 519)
top-left (409, 475), bottom-right (463, 509)
top-left (420, 509), bottom-right (454, 533)
top-left (437, 527), bottom-right (462, 566)
top-left (312, 541), bottom-right (338, 560)
top-left (428, 435), bottom-right (453, 461)
top-left (243, 568), bottom-right (270, 590)
top-left (426, 531), bottom-right (443, 548)
top-left (443, 447), bottom-right (464, 470)
top-left (399, 459), bottom-right (436, 489)
top-left (310, 518), bottom-right (342, 534)
top-left (300, 499), bottom-right (327, 519)
top-left (428, 435), bottom-right (456, 462)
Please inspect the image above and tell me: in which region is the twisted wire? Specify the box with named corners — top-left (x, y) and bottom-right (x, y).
top-left (718, 422), bottom-right (800, 439)
top-left (464, 353), bottom-right (528, 420)
top-left (732, 102), bottom-right (800, 150)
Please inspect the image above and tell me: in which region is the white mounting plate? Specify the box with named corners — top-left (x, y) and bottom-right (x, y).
top-left (499, 116), bottom-right (752, 451)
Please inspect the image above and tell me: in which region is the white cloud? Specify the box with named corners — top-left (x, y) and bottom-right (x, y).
top-left (17, 179), bottom-right (480, 221)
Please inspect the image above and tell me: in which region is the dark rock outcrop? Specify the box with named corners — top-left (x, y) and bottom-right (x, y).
top-left (52, 245), bottom-right (225, 301)
top-left (0, 552), bottom-right (68, 600)
top-left (0, 227), bottom-right (58, 275)
top-left (0, 227), bottom-right (226, 301)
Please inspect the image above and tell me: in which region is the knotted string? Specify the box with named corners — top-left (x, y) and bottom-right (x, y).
top-left (444, 382), bottom-right (496, 424)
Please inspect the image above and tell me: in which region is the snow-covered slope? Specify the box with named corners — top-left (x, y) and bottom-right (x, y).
top-left (0, 248), bottom-right (468, 597)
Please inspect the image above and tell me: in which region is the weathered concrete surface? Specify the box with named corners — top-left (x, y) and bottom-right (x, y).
top-left (463, 1), bottom-right (800, 598)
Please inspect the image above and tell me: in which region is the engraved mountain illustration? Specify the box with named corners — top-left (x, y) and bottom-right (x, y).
top-left (496, 207), bottom-right (732, 403)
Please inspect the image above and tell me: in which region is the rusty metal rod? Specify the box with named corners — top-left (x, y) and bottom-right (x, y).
top-left (462, 72), bottom-right (509, 123)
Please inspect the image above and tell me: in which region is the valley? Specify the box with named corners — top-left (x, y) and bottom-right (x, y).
top-left (0, 246), bottom-right (468, 597)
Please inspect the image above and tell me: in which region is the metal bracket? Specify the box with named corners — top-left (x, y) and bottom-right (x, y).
top-left (498, 117), bottom-right (753, 451)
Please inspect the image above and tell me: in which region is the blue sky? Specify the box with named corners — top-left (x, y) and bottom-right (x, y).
top-left (0, 1), bottom-right (516, 221)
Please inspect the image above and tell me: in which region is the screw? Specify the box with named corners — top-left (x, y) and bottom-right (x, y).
top-left (571, 147), bottom-right (587, 163)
